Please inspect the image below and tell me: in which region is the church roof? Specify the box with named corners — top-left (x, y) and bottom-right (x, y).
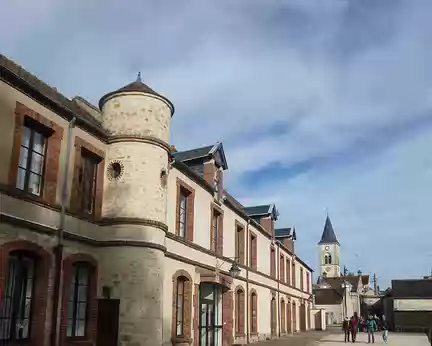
top-left (98, 73), bottom-right (174, 113)
top-left (318, 215), bottom-right (340, 245)
top-left (314, 288), bottom-right (344, 305)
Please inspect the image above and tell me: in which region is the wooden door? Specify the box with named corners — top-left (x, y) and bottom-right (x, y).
top-left (96, 299), bottom-right (120, 346)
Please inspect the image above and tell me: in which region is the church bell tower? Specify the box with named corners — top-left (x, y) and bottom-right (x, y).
top-left (318, 215), bottom-right (341, 278)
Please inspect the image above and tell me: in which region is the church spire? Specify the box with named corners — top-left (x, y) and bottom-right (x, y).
top-left (318, 215), bottom-right (340, 245)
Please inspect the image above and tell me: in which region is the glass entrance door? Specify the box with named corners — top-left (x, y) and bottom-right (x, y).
top-left (199, 284), bottom-right (222, 346)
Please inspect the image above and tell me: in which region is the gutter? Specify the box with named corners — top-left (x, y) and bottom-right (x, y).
top-left (50, 116), bottom-right (76, 346)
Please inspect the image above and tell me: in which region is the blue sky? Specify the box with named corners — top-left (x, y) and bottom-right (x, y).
top-left (2, 0), bottom-right (432, 288)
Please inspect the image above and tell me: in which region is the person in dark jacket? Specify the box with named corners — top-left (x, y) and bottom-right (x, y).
top-left (350, 316), bottom-right (359, 343)
top-left (342, 317), bottom-right (350, 342)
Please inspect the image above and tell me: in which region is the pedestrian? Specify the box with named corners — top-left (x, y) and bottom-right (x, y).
top-left (381, 319), bottom-right (389, 344)
top-left (342, 317), bottom-right (351, 342)
top-left (366, 314), bottom-right (377, 343)
top-left (350, 316), bottom-right (358, 343)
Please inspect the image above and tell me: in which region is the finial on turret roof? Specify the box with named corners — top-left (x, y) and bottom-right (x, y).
top-left (136, 72), bottom-right (142, 83)
top-left (326, 208), bottom-right (329, 217)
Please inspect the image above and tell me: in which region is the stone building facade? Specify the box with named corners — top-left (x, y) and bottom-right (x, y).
top-left (0, 54), bottom-right (313, 346)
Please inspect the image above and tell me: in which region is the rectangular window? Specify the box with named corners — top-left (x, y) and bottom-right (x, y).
top-left (235, 225), bottom-right (245, 265)
top-left (249, 234), bottom-right (257, 270)
top-left (212, 210), bottom-right (220, 251)
top-left (179, 189), bottom-right (189, 238)
top-left (16, 124), bottom-right (47, 196)
top-left (251, 293), bottom-right (257, 333)
top-left (67, 264), bottom-right (90, 337)
top-left (286, 259), bottom-right (291, 285)
top-left (80, 151), bottom-right (99, 215)
top-left (292, 262), bottom-right (296, 288)
top-left (300, 268), bottom-right (304, 291)
top-left (306, 272), bottom-right (310, 293)
top-left (270, 247), bottom-right (276, 278)
top-left (279, 255), bottom-right (285, 282)
top-left (176, 279), bottom-right (185, 336)
top-left (0, 253), bottom-right (35, 341)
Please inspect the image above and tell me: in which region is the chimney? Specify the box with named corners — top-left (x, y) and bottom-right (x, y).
top-left (284, 237), bottom-right (294, 253)
top-left (260, 216), bottom-right (274, 237)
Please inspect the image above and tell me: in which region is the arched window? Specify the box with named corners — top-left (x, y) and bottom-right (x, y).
top-left (250, 291), bottom-right (258, 333)
top-left (324, 253), bottom-right (332, 264)
top-left (235, 288), bottom-right (245, 335)
top-left (1, 251), bottom-right (36, 341)
top-left (171, 271), bottom-right (192, 343)
top-left (281, 300), bottom-right (286, 333)
top-left (175, 277), bottom-right (186, 336)
top-left (67, 262), bottom-right (92, 337)
top-left (270, 296), bottom-right (277, 335)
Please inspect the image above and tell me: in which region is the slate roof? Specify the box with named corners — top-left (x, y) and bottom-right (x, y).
top-left (391, 279), bottom-right (432, 298)
top-left (173, 145), bottom-right (214, 162)
top-left (98, 73), bottom-right (174, 112)
top-left (314, 288), bottom-right (344, 305)
top-left (319, 275), bottom-right (369, 293)
top-left (243, 205), bottom-right (272, 217)
top-left (318, 215), bottom-right (340, 245)
top-left (0, 54), bottom-right (107, 137)
top-left (275, 228), bottom-right (292, 238)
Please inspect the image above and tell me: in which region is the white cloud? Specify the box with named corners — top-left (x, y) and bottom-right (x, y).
top-left (2, 0), bottom-right (432, 286)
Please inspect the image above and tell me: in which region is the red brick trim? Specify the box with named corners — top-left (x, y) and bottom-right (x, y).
top-left (222, 289), bottom-right (233, 346)
top-left (70, 137), bottom-right (105, 220)
top-left (193, 283), bottom-right (199, 346)
top-left (287, 298), bottom-right (292, 333)
top-left (0, 240), bottom-right (52, 346)
top-left (9, 102), bottom-right (64, 206)
top-left (249, 289), bottom-right (258, 335)
top-left (175, 178), bottom-right (195, 242)
top-left (210, 203), bottom-right (224, 256)
top-left (292, 300), bottom-right (297, 332)
top-left (279, 254), bottom-right (285, 283)
top-left (234, 221), bottom-right (245, 265)
top-left (171, 270), bottom-right (193, 344)
top-left (286, 258), bottom-right (291, 286)
top-left (300, 267), bottom-right (304, 291)
top-left (270, 246), bottom-right (276, 278)
top-left (60, 253), bottom-right (98, 346)
top-left (280, 299), bottom-right (286, 333)
top-left (249, 232), bottom-right (257, 270)
top-left (292, 261), bottom-right (296, 288)
top-left (234, 286), bottom-right (245, 336)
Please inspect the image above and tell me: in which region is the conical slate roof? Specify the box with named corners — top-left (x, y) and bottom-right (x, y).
top-left (98, 73), bottom-right (174, 113)
top-left (318, 215), bottom-right (340, 245)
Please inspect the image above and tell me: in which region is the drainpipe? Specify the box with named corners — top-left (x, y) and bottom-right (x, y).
top-left (245, 219), bottom-right (250, 344)
top-left (51, 117), bottom-right (76, 346)
top-left (276, 242), bottom-right (281, 338)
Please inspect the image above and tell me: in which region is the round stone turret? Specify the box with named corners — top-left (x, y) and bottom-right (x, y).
top-left (97, 75), bottom-right (174, 346)
top-left (99, 74), bottom-right (174, 221)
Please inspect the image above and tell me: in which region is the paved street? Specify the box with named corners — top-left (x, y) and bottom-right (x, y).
top-left (317, 331), bottom-right (430, 346)
top-left (254, 330), bottom-right (430, 346)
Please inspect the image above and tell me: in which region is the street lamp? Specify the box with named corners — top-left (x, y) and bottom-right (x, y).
top-left (229, 261), bottom-right (241, 278)
top-left (216, 258), bottom-right (241, 278)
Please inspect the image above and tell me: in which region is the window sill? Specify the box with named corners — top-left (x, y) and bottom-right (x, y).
top-left (171, 336), bottom-right (192, 345)
top-left (0, 184), bottom-right (60, 210)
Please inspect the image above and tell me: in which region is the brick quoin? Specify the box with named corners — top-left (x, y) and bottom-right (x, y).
top-left (60, 253), bottom-right (98, 346)
top-left (0, 240), bottom-right (52, 346)
top-left (9, 102), bottom-right (64, 206)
